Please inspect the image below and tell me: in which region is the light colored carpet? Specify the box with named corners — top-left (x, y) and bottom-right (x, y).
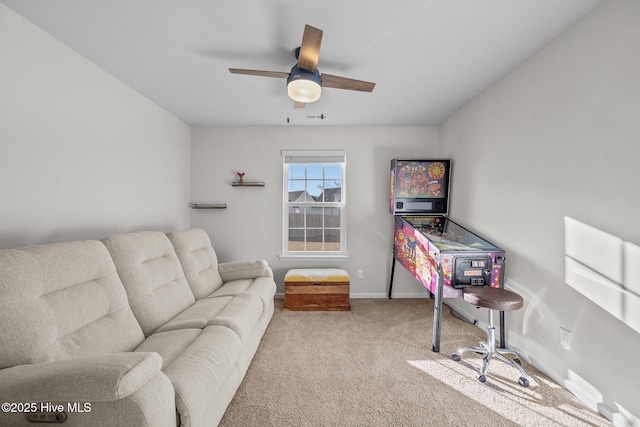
top-left (220, 298), bottom-right (612, 427)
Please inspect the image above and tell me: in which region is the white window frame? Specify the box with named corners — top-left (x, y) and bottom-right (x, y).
top-left (279, 150), bottom-right (349, 261)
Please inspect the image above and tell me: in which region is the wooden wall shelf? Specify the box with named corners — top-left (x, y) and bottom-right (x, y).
top-left (232, 181), bottom-right (265, 187)
top-left (190, 203), bottom-right (227, 209)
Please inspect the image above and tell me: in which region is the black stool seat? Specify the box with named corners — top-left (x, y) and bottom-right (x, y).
top-left (462, 286), bottom-right (523, 311)
top-left (452, 285), bottom-right (529, 387)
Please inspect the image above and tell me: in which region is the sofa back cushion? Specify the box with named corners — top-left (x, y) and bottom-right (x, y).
top-left (167, 229), bottom-right (224, 300)
top-left (102, 231), bottom-right (196, 336)
top-left (0, 240), bottom-right (145, 369)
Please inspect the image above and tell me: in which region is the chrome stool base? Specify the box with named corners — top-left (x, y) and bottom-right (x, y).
top-left (452, 287), bottom-right (530, 387)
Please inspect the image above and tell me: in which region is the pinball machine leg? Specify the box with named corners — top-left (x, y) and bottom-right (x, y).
top-left (389, 254), bottom-right (396, 299)
top-left (431, 289), bottom-right (443, 352)
top-left (431, 267), bottom-right (444, 352)
top-left (499, 310), bottom-right (506, 349)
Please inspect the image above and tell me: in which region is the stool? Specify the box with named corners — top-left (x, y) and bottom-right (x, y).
top-left (284, 268), bottom-right (350, 311)
top-left (452, 286), bottom-right (530, 387)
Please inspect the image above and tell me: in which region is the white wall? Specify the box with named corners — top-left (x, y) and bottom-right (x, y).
top-left (438, 0), bottom-right (640, 423)
top-left (191, 126), bottom-right (437, 295)
top-left (0, 4), bottom-right (191, 249)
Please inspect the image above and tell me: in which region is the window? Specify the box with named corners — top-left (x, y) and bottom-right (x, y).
top-left (281, 150), bottom-right (347, 259)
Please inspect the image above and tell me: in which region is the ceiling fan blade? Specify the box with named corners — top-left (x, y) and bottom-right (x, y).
top-left (229, 68), bottom-right (290, 79)
top-left (294, 101), bottom-right (306, 109)
top-left (321, 73), bottom-right (376, 92)
top-left (297, 25), bottom-right (323, 72)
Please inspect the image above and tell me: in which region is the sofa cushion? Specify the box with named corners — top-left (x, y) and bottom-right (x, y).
top-left (135, 325), bottom-right (243, 427)
top-left (155, 293), bottom-right (264, 342)
top-left (200, 293), bottom-right (263, 341)
top-left (0, 240), bottom-right (144, 369)
top-left (153, 296), bottom-right (231, 333)
top-left (167, 228), bottom-right (224, 299)
top-left (209, 277), bottom-right (277, 312)
top-left (102, 231), bottom-right (196, 336)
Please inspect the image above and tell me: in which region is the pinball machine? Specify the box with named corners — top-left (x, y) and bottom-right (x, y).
top-left (389, 159), bottom-right (507, 352)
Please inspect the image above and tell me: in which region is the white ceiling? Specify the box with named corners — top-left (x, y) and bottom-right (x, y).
top-left (2, 0), bottom-right (602, 126)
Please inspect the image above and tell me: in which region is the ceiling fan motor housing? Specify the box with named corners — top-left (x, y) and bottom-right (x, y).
top-left (287, 65), bottom-right (322, 103)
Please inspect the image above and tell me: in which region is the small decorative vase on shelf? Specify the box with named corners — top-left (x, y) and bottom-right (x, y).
top-left (237, 172), bottom-right (245, 184)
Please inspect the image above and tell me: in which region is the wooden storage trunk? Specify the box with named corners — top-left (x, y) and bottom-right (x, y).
top-left (284, 268), bottom-right (351, 311)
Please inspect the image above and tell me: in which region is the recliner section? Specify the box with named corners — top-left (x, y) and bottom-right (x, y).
top-left (102, 229), bottom-right (275, 426)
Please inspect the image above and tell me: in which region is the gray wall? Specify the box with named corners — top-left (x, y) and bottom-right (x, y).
top-left (0, 4), bottom-right (191, 249)
top-left (191, 126), bottom-right (437, 296)
top-left (439, 0), bottom-right (640, 422)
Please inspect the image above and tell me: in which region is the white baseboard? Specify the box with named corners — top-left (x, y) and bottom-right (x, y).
top-left (355, 292), bottom-right (430, 299)
top-left (275, 292), bottom-right (430, 299)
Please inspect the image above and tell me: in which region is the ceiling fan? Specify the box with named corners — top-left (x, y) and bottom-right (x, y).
top-left (229, 25), bottom-right (375, 109)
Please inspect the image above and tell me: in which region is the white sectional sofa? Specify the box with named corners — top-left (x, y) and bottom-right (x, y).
top-left (0, 229), bottom-right (276, 427)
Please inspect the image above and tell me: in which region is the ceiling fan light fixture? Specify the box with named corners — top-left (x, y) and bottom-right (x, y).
top-left (287, 66), bottom-right (322, 103)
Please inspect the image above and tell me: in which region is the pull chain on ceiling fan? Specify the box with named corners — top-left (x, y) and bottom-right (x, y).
top-left (229, 24), bottom-right (375, 109)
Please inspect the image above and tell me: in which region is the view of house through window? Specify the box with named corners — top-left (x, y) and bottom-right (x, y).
top-left (282, 151), bottom-right (346, 255)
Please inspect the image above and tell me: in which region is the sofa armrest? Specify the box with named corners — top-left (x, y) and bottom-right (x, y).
top-left (219, 260), bottom-right (274, 281)
top-left (0, 352), bottom-right (163, 402)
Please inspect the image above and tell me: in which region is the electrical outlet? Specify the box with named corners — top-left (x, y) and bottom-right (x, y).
top-left (559, 327), bottom-right (572, 350)
top-left (357, 269), bottom-right (364, 279)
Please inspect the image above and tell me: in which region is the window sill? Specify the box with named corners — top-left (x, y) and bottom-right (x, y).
top-left (278, 254), bottom-right (350, 262)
